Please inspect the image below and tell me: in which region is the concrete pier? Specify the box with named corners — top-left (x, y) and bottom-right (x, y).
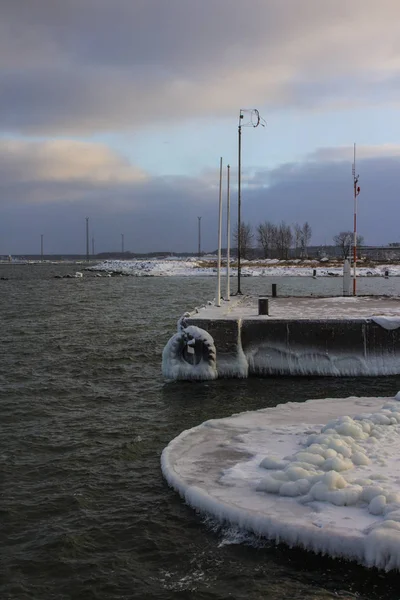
top-left (168, 296), bottom-right (400, 378)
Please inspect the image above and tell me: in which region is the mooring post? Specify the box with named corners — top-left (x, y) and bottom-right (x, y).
top-left (272, 283), bottom-right (277, 297)
top-left (258, 297), bottom-right (269, 315)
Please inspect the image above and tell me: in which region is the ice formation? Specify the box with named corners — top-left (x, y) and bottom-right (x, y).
top-left (162, 395), bottom-right (400, 571)
top-left (162, 325), bottom-right (217, 380)
top-left (371, 316), bottom-right (400, 330)
top-left (89, 258), bottom-right (399, 278)
top-left (246, 345), bottom-right (400, 377)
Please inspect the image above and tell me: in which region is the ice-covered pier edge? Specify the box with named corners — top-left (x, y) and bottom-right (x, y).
top-left (161, 296), bottom-right (400, 380)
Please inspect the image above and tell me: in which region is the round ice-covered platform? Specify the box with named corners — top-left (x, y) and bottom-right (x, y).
top-left (162, 395), bottom-right (400, 571)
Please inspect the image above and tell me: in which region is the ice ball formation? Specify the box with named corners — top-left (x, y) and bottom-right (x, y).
top-left (257, 401), bottom-right (400, 522)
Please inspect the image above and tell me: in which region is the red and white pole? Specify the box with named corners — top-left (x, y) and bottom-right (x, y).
top-left (353, 178), bottom-right (357, 296)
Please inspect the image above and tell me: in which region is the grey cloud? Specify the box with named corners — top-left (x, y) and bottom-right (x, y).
top-left (1, 1), bottom-right (400, 133)
top-left (1, 139), bottom-right (400, 254)
top-left (243, 155), bottom-right (400, 246)
top-left (0, 138), bottom-right (218, 253)
top-left (0, 178), bottom-right (219, 255)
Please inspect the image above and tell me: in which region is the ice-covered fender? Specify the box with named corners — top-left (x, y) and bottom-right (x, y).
top-left (162, 325), bottom-right (217, 381)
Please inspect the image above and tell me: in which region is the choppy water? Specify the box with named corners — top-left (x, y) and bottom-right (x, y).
top-left (2, 264), bottom-right (400, 600)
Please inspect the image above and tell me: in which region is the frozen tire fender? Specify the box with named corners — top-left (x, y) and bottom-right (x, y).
top-left (162, 325), bottom-right (217, 380)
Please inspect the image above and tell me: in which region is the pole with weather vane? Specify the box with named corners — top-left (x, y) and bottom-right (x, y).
top-left (236, 109), bottom-right (266, 295)
top-left (352, 143), bottom-right (361, 296)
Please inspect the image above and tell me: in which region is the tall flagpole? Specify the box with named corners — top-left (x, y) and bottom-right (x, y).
top-left (216, 157), bottom-right (223, 307)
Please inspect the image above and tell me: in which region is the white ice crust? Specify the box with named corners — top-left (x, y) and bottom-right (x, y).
top-left (162, 325), bottom-right (218, 380)
top-left (89, 258), bottom-right (400, 278)
top-left (162, 395), bottom-right (400, 571)
top-left (371, 316), bottom-right (400, 330)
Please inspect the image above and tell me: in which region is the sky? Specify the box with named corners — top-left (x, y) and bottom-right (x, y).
top-left (2, 0), bottom-right (400, 255)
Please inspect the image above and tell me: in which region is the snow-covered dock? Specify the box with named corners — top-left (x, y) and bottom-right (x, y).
top-left (162, 296), bottom-right (400, 379)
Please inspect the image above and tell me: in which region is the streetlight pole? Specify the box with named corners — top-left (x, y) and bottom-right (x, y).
top-left (236, 108), bottom-right (265, 295)
top-left (352, 143), bottom-right (361, 296)
top-left (197, 216), bottom-right (202, 259)
top-left (86, 217), bottom-right (89, 262)
top-left (237, 116), bottom-right (242, 294)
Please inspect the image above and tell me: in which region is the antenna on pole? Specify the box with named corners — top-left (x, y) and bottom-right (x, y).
top-left (235, 108), bottom-right (266, 295)
top-left (352, 143), bottom-right (361, 296)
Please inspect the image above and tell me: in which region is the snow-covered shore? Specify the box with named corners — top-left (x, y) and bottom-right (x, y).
top-left (89, 258), bottom-right (400, 278)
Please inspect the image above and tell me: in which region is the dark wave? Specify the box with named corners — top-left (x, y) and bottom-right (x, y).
top-left (2, 264), bottom-right (400, 599)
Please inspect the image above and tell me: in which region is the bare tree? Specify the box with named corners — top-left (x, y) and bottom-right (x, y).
top-left (293, 223), bottom-right (302, 258)
top-left (333, 231), bottom-right (364, 259)
top-left (276, 221), bottom-right (293, 259)
top-left (356, 235), bottom-right (365, 259)
top-left (234, 222), bottom-right (254, 260)
top-left (301, 222), bottom-right (312, 258)
top-left (257, 221), bottom-right (276, 258)
top-left (333, 232), bottom-right (352, 259)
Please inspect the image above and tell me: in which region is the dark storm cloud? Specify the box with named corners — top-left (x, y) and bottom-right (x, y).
top-left (0, 176), bottom-right (220, 255)
top-left (1, 139), bottom-right (399, 254)
top-left (1, 0), bottom-right (400, 133)
top-left (243, 155), bottom-right (400, 247)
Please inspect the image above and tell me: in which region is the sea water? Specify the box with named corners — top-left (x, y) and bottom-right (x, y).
top-left (2, 263), bottom-right (400, 599)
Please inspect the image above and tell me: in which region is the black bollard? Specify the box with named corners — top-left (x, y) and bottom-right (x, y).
top-left (258, 297), bottom-right (269, 315)
top-left (385, 270), bottom-right (389, 279)
top-left (272, 283), bottom-right (277, 297)
top-left (313, 269), bottom-right (317, 278)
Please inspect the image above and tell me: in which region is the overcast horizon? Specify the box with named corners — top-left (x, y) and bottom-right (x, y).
top-left (2, 1), bottom-right (400, 255)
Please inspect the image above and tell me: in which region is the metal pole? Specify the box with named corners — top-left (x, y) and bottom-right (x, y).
top-left (86, 217), bottom-right (89, 262)
top-left (235, 108), bottom-right (265, 294)
top-left (353, 187), bottom-right (357, 296)
top-left (352, 143), bottom-right (360, 296)
top-left (237, 115), bottom-right (242, 294)
top-left (92, 237), bottom-right (95, 256)
top-left (216, 157), bottom-right (223, 307)
top-left (226, 164), bottom-right (231, 300)
top-left (197, 216), bottom-right (202, 259)
top-left (40, 234), bottom-right (43, 262)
